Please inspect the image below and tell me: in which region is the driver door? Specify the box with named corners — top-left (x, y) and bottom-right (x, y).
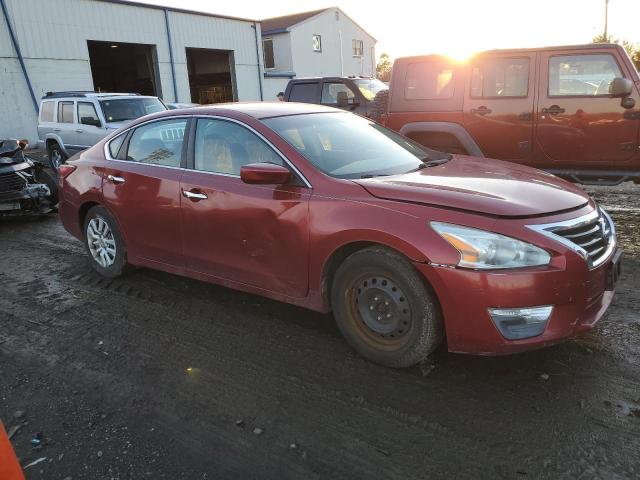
top-left (535, 50), bottom-right (640, 168)
top-left (180, 117), bottom-right (311, 297)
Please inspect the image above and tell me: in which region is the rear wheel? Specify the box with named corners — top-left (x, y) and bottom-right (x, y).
top-left (331, 246), bottom-right (443, 367)
top-left (47, 142), bottom-right (66, 171)
top-left (83, 206), bottom-right (128, 278)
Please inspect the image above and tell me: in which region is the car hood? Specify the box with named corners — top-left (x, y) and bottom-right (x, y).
top-left (354, 155), bottom-right (590, 217)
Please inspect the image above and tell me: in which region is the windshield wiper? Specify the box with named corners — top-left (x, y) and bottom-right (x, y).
top-left (360, 173), bottom-right (391, 179)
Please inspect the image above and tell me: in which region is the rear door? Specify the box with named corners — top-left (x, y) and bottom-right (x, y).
top-left (463, 53), bottom-right (535, 162)
top-left (286, 81), bottom-right (320, 104)
top-left (56, 101), bottom-right (80, 154)
top-left (180, 116), bottom-right (311, 297)
top-left (102, 117), bottom-right (189, 267)
top-left (535, 49), bottom-right (640, 168)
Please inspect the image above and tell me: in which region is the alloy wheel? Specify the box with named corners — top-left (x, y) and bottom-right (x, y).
top-left (87, 216), bottom-right (116, 268)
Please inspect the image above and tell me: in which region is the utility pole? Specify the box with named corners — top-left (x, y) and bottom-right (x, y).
top-left (604, 0), bottom-right (609, 41)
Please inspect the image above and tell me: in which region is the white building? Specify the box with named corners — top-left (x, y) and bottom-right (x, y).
top-left (0, 0), bottom-right (265, 142)
top-left (261, 7), bottom-right (377, 100)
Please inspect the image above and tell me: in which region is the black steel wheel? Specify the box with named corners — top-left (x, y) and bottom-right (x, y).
top-left (331, 246), bottom-right (443, 367)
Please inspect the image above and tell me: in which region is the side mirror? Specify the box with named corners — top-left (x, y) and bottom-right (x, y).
top-left (609, 77), bottom-right (633, 98)
top-left (240, 163), bottom-right (292, 185)
top-left (81, 116), bottom-right (102, 127)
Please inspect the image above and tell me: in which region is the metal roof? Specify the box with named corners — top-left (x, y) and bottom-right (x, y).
top-left (95, 0), bottom-right (258, 23)
top-left (261, 8), bottom-right (326, 35)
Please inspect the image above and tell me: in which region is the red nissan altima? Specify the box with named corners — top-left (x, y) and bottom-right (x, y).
top-left (58, 103), bottom-right (621, 367)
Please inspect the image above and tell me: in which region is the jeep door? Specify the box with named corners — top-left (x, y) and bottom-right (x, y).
top-left (463, 53), bottom-right (535, 162)
top-left (56, 101), bottom-right (82, 155)
top-left (73, 102), bottom-right (108, 148)
top-left (535, 49), bottom-right (640, 168)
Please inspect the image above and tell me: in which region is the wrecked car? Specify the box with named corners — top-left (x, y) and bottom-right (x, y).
top-left (0, 139), bottom-right (58, 215)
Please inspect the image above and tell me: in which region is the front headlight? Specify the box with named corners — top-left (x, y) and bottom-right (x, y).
top-left (430, 222), bottom-right (551, 269)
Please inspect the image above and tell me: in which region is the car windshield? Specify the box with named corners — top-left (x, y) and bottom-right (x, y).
top-left (354, 78), bottom-right (388, 101)
top-left (100, 98), bottom-right (167, 123)
top-left (263, 112), bottom-right (448, 179)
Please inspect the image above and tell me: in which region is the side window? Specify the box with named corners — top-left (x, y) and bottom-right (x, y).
top-left (263, 38), bottom-right (274, 69)
top-left (78, 102), bottom-right (101, 126)
top-left (40, 101), bottom-right (55, 122)
top-left (312, 34), bottom-right (322, 52)
top-left (405, 62), bottom-right (454, 100)
top-left (126, 119), bottom-right (187, 167)
top-left (321, 82), bottom-right (355, 105)
top-left (288, 83), bottom-right (319, 103)
top-left (58, 101), bottom-right (74, 123)
top-left (471, 57), bottom-right (529, 97)
top-left (194, 118), bottom-right (283, 176)
top-left (549, 54), bottom-right (623, 96)
top-left (107, 133), bottom-right (126, 159)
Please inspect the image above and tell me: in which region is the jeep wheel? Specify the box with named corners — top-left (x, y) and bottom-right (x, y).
top-left (331, 246), bottom-right (443, 368)
top-left (48, 143), bottom-right (66, 171)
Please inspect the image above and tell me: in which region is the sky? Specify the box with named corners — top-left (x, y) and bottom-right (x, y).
top-left (132, 0), bottom-right (640, 61)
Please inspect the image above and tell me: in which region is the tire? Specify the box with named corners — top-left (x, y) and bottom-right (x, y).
top-left (48, 142), bottom-right (66, 171)
top-left (37, 168), bottom-right (59, 210)
top-left (83, 206), bottom-right (128, 278)
top-left (369, 89), bottom-right (389, 124)
top-left (331, 246), bottom-right (443, 368)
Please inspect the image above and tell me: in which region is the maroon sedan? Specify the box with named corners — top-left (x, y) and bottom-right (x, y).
top-left (58, 103), bottom-right (621, 367)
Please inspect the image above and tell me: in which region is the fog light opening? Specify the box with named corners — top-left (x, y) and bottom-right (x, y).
top-left (488, 306), bottom-right (553, 340)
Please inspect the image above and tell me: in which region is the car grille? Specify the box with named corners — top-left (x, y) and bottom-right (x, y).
top-left (0, 172), bottom-right (27, 194)
top-left (528, 209), bottom-right (616, 269)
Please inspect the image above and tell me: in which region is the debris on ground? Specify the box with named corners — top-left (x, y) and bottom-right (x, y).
top-left (540, 374), bottom-right (550, 381)
top-left (13, 410), bottom-right (26, 420)
top-left (30, 433), bottom-right (43, 446)
top-left (252, 428), bottom-right (263, 436)
top-left (23, 457), bottom-right (47, 469)
top-left (418, 360), bottom-right (436, 377)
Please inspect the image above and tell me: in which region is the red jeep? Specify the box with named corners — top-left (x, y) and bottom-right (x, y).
top-left (380, 43), bottom-right (640, 184)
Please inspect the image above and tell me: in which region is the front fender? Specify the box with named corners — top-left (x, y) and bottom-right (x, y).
top-left (43, 133), bottom-right (69, 155)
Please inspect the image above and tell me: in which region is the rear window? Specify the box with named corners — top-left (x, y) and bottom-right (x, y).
top-left (58, 101), bottom-right (74, 123)
top-left (40, 101), bottom-right (55, 122)
top-left (100, 98), bottom-right (166, 123)
top-left (405, 62), bottom-right (454, 100)
top-left (288, 83), bottom-right (319, 103)
top-left (108, 133), bottom-right (126, 159)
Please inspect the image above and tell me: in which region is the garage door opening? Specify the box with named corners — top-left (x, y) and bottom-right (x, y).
top-left (87, 40), bottom-right (160, 96)
top-left (186, 48), bottom-right (235, 104)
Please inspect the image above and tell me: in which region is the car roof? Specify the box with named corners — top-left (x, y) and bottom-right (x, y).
top-left (290, 76), bottom-right (375, 82)
top-left (180, 102), bottom-right (341, 119)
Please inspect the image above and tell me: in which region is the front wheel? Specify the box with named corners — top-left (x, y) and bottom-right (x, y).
top-left (331, 247), bottom-right (443, 368)
top-left (83, 206), bottom-right (128, 278)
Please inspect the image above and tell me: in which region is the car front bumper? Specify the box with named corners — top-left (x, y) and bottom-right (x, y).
top-left (415, 248), bottom-right (621, 355)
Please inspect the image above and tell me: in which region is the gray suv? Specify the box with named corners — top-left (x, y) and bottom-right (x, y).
top-left (37, 92), bottom-right (167, 170)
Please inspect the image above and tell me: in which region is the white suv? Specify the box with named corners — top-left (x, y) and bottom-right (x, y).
top-left (37, 92), bottom-right (167, 170)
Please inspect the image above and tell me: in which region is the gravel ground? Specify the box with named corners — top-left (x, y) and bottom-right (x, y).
top-left (0, 178), bottom-right (639, 479)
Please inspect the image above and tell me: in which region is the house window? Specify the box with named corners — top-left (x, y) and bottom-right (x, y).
top-left (352, 39), bottom-right (363, 57)
top-left (263, 38), bottom-right (275, 69)
top-left (312, 34), bottom-right (322, 52)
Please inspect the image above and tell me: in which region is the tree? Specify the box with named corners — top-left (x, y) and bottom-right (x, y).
top-left (376, 53), bottom-right (392, 82)
top-left (593, 34), bottom-right (640, 71)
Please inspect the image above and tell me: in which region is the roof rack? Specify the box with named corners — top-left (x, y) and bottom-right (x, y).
top-left (42, 91), bottom-right (142, 99)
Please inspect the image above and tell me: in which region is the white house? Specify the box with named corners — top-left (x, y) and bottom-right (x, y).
top-left (260, 7), bottom-right (377, 100)
top-left (0, 0), bottom-right (264, 142)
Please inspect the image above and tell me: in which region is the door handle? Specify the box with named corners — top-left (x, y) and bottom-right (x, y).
top-left (541, 105), bottom-right (565, 115)
top-left (470, 106), bottom-right (492, 115)
top-left (182, 189), bottom-right (208, 200)
top-left (75, 129), bottom-right (84, 133)
top-left (107, 174), bottom-right (125, 184)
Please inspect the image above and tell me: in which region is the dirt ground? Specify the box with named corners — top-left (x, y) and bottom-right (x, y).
top-left (1, 180), bottom-right (639, 479)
